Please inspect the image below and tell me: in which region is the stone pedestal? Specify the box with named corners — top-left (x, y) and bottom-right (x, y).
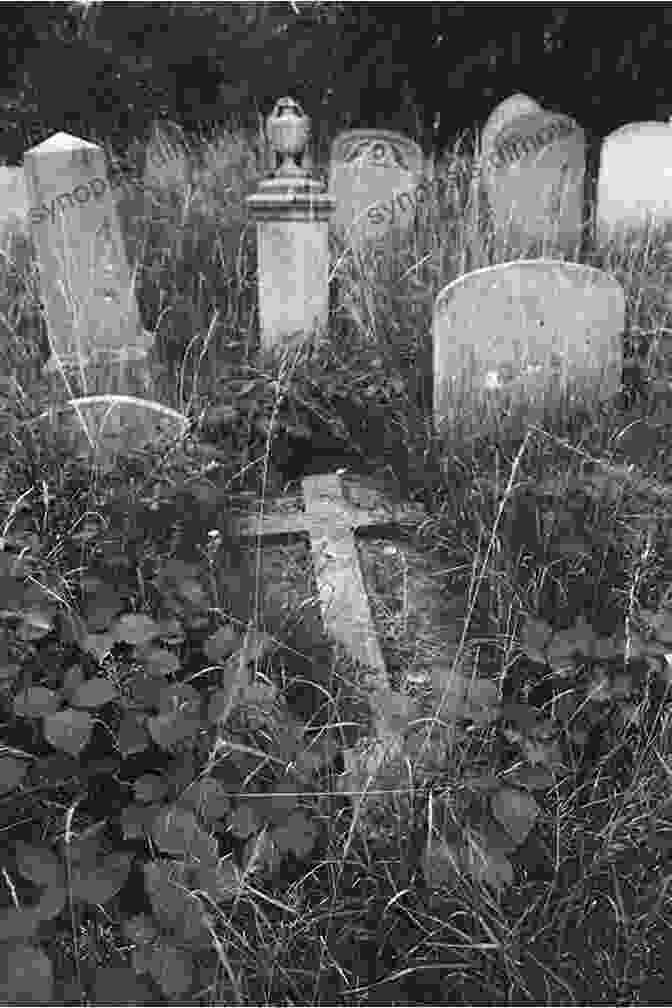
top-left (246, 98), bottom-right (334, 353)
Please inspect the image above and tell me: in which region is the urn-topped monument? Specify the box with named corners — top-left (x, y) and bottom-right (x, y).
top-left (246, 98), bottom-right (335, 352)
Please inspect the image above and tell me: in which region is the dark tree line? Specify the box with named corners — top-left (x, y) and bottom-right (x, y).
top-left (1, 3), bottom-right (671, 164)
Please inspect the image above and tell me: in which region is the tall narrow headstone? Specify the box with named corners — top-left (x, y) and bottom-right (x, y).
top-left (0, 167), bottom-right (28, 239)
top-left (597, 121), bottom-right (672, 247)
top-left (246, 98), bottom-right (334, 352)
top-left (329, 128), bottom-right (424, 242)
top-left (433, 260), bottom-right (626, 431)
top-left (24, 132), bottom-right (149, 365)
top-left (480, 94), bottom-right (586, 256)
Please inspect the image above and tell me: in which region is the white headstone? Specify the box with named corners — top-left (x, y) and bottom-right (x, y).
top-left (433, 260), bottom-right (626, 430)
top-left (329, 128), bottom-right (424, 242)
top-left (0, 167), bottom-right (28, 238)
top-left (481, 94), bottom-right (586, 255)
top-left (597, 121), bottom-right (672, 246)
top-left (24, 132), bottom-right (149, 364)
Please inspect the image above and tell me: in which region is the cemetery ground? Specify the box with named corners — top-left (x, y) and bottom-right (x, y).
top-left (0, 129), bottom-right (670, 1006)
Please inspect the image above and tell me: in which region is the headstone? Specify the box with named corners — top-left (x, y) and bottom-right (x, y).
top-left (597, 121), bottom-right (672, 246)
top-left (236, 473), bottom-right (425, 738)
top-left (0, 167), bottom-right (28, 238)
top-left (433, 260), bottom-right (626, 430)
top-left (329, 128), bottom-right (424, 242)
top-left (23, 132), bottom-right (181, 469)
top-left (24, 131), bottom-right (149, 365)
top-left (143, 120), bottom-right (191, 192)
top-left (480, 93), bottom-right (586, 255)
top-left (246, 98), bottom-right (334, 352)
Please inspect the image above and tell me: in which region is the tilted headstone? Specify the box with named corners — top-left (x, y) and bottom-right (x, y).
top-left (329, 128), bottom-right (424, 242)
top-left (24, 131), bottom-right (149, 364)
top-left (480, 94), bottom-right (586, 255)
top-left (433, 260), bottom-right (626, 430)
top-left (597, 121), bottom-right (672, 246)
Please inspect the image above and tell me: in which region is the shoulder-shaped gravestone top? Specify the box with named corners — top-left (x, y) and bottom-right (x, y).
top-left (481, 94), bottom-right (585, 256)
top-left (329, 128), bottom-right (424, 242)
top-left (597, 121), bottom-right (672, 247)
top-left (433, 260), bottom-right (625, 432)
top-left (24, 131), bottom-right (149, 363)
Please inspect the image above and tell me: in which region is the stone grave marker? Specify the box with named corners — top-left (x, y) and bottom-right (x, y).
top-left (597, 121), bottom-right (672, 247)
top-left (329, 128), bottom-right (424, 243)
top-left (236, 472), bottom-right (426, 738)
top-left (0, 167), bottom-right (28, 240)
top-left (433, 260), bottom-right (626, 431)
top-left (24, 132), bottom-right (184, 467)
top-left (480, 93), bottom-right (586, 256)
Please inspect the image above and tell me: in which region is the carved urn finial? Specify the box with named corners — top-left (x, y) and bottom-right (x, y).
top-left (266, 97), bottom-right (310, 176)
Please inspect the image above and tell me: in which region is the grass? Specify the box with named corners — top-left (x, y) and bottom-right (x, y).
top-left (0, 125), bottom-right (669, 1004)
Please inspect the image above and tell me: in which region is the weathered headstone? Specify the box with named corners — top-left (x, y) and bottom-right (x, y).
top-left (597, 121), bottom-right (672, 247)
top-left (24, 132), bottom-right (149, 364)
top-left (480, 93), bottom-right (586, 255)
top-left (236, 473), bottom-right (425, 737)
top-left (329, 128), bottom-right (424, 242)
top-left (433, 260), bottom-right (626, 430)
top-left (0, 167), bottom-right (28, 238)
top-left (24, 132), bottom-right (183, 468)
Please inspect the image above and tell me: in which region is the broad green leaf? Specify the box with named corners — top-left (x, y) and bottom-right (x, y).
top-left (179, 777), bottom-right (230, 824)
top-left (152, 806), bottom-right (216, 863)
top-left (117, 713), bottom-right (150, 756)
top-left (195, 858), bottom-right (241, 902)
top-left (227, 803), bottom-right (260, 839)
top-left (520, 616), bottom-right (553, 663)
top-left (465, 832), bottom-right (515, 894)
top-left (140, 647), bottom-right (181, 678)
top-left (204, 625), bottom-right (242, 663)
top-left (134, 773), bottom-right (169, 804)
top-left (18, 608), bottom-right (54, 641)
top-left (143, 860), bottom-right (208, 943)
top-left (491, 786), bottom-right (540, 846)
top-left (148, 945), bottom-right (193, 999)
top-left (158, 681), bottom-right (201, 716)
top-left (70, 851), bottom-right (132, 905)
top-left (81, 579), bottom-right (124, 632)
top-left (615, 419), bottom-right (657, 464)
top-left (83, 631), bottom-right (116, 662)
top-left (0, 906), bottom-right (40, 941)
top-left (93, 966), bottom-right (154, 1006)
top-left (62, 664), bottom-right (85, 700)
top-left (63, 821), bottom-right (107, 869)
top-left (422, 836), bottom-right (462, 889)
top-left (35, 883), bottom-right (67, 921)
top-left (71, 675), bottom-right (118, 709)
top-left (123, 913), bottom-right (159, 945)
top-left (15, 842), bottom-right (65, 889)
top-left (0, 755), bottom-right (28, 793)
top-left (113, 613), bottom-right (161, 647)
top-left (430, 667), bottom-right (500, 724)
top-left (272, 811), bottom-right (317, 858)
top-left (148, 710), bottom-right (201, 750)
top-left (13, 686), bottom-right (61, 718)
top-left (0, 943), bottom-right (53, 1004)
top-left (43, 709), bottom-right (93, 756)
top-left (121, 803), bottom-right (162, 840)
top-left (505, 766), bottom-right (555, 791)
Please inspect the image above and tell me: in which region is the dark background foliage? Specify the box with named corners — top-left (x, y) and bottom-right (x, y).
top-left (1, 2), bottom-right (671, 166)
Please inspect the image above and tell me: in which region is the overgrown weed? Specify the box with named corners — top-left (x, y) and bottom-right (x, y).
top-left (0, 124), bottom-right (668, 1004)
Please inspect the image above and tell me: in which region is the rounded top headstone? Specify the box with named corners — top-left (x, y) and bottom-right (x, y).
top-left (597, 120), bottom-right (672, 243)
top-left (481, 93), bottom-right (543, 158)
